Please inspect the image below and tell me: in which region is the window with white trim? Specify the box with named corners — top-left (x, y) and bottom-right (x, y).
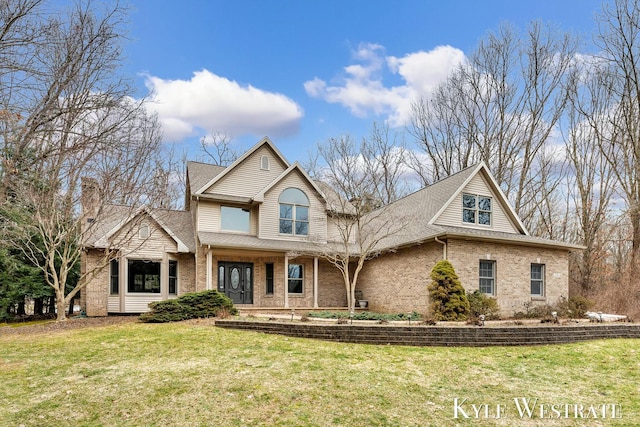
top-left (288, 264), bottom-right (304, 294)
top-left (479, 260), bottom-right (495, 295)
top-left (221, 206), bottom-right (250, 233)
top-left (139, 222), bottom-right (150, 239)
top-left (260, 155), bottom-right (270, 170)
top-left (463, 194), bottom-right (492, 226)
top-left (110, 259), bottom-right (119, 295)
top-left (265, 263), bottom-right (274, 295)
top-left (169, 260), bottom-right (178, 295)
top-left (279, 188), bottom-right (309, 236)
top-left (531, 264), bottom-right (544, 296)
top-left (128, 259), bottom-right (160, 293)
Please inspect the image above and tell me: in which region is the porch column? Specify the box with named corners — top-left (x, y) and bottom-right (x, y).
top-left (313, 256), bottom-right (319, 308)
top-left (161, 253), bottom-right (169, 299)
top-left (119, 254), bottom-right (126, 313)
top-left (205, 249), bottom-right (212, 291)
top-left (284, 254), bottom-right (289, 308)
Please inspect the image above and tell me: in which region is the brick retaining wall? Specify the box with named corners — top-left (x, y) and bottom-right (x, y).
top-left (215, 320), bottom-right (640, 347)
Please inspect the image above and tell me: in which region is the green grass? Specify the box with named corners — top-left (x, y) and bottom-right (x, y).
top-left (1, 321), bottom-right (638, 426)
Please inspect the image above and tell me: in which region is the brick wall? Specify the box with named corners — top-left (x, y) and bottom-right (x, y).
top-left (317, 260), bottom-right (347, 307)
top-left (83, 249), bottom-right (109, 317)
top-left (447, 239), bottom-right (570, 316)
top-left (356, 239), bottom-right (570, 318)
top-left (358, 242), bottom-right (443, 314)
top-left (216, 320), bottom-right (640, 347)
top-left (176, 253), bottom-right (196, 295)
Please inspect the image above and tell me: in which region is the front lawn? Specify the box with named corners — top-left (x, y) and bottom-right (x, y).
top-left (1, 319), bottom-right (637, 426)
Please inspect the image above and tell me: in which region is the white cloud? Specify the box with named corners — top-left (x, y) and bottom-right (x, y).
top-left (304, 43), bottom-right (466, 127)
top-left (144, 69), bottom-right (303, 141)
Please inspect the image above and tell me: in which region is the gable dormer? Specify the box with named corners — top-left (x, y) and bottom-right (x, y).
top-left (430, 163), bottom-right (527, 235)
top-left (196, 137), bottom-right (289, 199)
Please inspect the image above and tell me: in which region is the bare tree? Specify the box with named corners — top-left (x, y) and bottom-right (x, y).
top-left (0, 0), bottom-right (162, 321)
top-left (199, 131), bottom-right (240, 166)
top-left (315, 135), bottom-right (411, 312)
top-left (408, 21), bottom-right (577, 233)
top-left (594, 0), bottom-right (640, 275)
top-left (564, 59), bottom-right (617, 292)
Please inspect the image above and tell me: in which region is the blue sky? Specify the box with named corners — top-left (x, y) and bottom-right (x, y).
top-left (124, 0), bottom-right (606, 162)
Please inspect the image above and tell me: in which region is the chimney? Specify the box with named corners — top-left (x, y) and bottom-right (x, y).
top-left (81, 177), bottom-right (100, 225)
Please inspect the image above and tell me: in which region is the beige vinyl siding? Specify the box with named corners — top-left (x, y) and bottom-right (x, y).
top-left (107, 295), bottom-right (120, 312)
top-left (326, 217), bottom-right (355, 244)
top-left (205, 146), bottom-right (287, 197)
top-left (259, 170), bottom-right (327, 242)
top-left (198, 202), bottom-right (258, 235)
top-left (111, 215), bottom-right (178, 257)
top-left (197, 202), bottom-right (220, 232)
top-left (433, 173), bottom-right (519, 234)
top-left (124, 294), bottom-right (162, 313)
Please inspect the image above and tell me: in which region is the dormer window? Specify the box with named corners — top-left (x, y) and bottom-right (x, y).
top-left (462, 194), bottom-right (492, 226)
top-left (260, 155), bottom-right (270, 170)
top-left (279, 188), bottom-right (309, 236)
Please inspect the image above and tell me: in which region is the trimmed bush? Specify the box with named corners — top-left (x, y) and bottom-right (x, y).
top-left (468, 290), bottom-right (501, 320)
top-left (428, 260), bottom-right (469, 321)
top-left (139, 300), bottom-right (190, 323)
top-left (140, 290), bottom-right (237, 323)
top-left (177, 290), bottom-right (237, 319)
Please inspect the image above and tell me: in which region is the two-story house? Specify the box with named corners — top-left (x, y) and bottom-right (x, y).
top-left (81, 137), bottom-right (582, 317)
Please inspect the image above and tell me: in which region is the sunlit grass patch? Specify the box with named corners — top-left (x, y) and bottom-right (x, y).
top-left (1, 321), bottom-right (638, 426)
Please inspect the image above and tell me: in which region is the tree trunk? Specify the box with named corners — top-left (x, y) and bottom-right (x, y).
top-left (631, 210), bottom-right (640, 282)
top-left (55, 290), bottom-right (67, 321)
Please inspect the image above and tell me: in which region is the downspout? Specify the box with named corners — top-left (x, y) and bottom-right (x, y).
top-left (435, 237), bottom-right (447, 260)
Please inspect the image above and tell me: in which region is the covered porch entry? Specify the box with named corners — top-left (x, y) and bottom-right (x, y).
top-left (204, 249), bottom-right (346, 309)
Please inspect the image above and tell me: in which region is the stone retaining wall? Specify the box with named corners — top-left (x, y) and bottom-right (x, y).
top-left (215, 320), bottom-right (640, 347)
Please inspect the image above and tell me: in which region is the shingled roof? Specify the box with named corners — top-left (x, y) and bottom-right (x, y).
top-left (186, 161), bottom-right (226, 196)
top-left (366, 163), bottom-right (580, 252)
top-left (84, 205), bottom-right (195, 253)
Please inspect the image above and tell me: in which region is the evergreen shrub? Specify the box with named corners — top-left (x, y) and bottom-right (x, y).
top-left (428, 260), bottom-right (469, 321)
top-left (140, 290), bottom-right (237, 323)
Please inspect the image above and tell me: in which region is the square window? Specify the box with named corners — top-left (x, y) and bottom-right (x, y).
top-left (128, 260), bottom-right (161, 293)
top-left (279, 219), bottom-right (293, 234)
top-left (478, 211), bottom-right (491, 225)
top-left (478, 197), bottom-right (491, 211)
top-left (295, 221), bottom-right (308, 235)
top-left (463, 209), bottom-right (476, 223)
top-left (462, 194), bottom-right (492, 226)
top-left (463, 194), bottom-right (476, 208)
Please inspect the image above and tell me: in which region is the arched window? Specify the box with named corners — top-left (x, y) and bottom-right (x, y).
top-left (139, 222), bottom-right (149, 239)
top-left (279, 188), bottom-right (309, 236)
top-left (260, 155), bottom-right (270, 170)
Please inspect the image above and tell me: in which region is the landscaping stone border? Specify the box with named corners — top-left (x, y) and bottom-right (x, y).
top-left (215, 319), bottom-right (640, 347)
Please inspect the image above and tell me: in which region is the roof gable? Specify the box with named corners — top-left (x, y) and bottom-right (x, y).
top-left (93, 206), bottom-right (192, 253)
top-left (253, 162), bottom-right (326, 204)
top-left (194, 137), bottom-right (289, 196)
top-left (429, 162), bottom-right (528, 235)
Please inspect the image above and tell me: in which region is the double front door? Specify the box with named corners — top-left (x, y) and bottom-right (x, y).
top-left (218, 262), bottom-right (253, 304)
